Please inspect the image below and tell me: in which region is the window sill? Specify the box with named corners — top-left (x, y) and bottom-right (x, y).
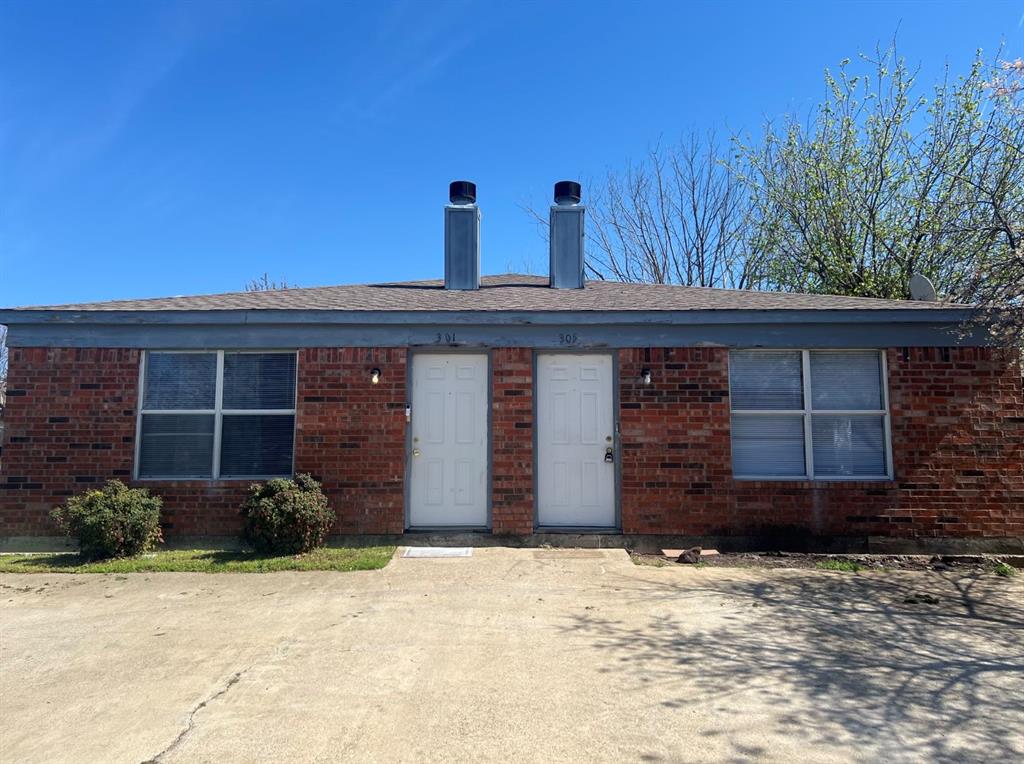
top-left (733, 476), bottom-right (895, 487)
top-left (134, 475), bottom-right (294, 485)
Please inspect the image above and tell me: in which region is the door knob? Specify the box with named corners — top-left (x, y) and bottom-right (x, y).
top-left (604, 447), bottom-right (614, 463)
top-left (413, 448), bottom-right (421, 457)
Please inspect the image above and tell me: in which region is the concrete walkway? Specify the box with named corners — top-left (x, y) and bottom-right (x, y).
top-left (1, 548), bottom-right (1021, 763)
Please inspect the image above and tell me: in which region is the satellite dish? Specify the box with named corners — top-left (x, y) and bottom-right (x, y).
top-left (909, 274), bottom-right (937, 302)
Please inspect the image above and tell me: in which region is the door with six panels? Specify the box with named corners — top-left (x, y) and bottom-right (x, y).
top-left (408, 353), bottom-right (489, 528)
top-left (536, 353), bottom-right (616, 528)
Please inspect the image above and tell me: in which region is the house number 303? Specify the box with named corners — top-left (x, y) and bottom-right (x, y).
top-left (559, 332), bottom-right (579, 345)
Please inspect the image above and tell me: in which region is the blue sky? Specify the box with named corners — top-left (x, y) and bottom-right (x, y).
top-left (1, 0), bottom-right (1022, 306)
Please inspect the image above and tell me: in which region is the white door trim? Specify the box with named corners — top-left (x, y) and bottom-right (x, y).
top-left (406, 351), bottom-right (491, 529)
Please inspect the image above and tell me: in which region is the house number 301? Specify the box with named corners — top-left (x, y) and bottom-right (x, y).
top-left (435, 332), bottom-right (457, 343)
top-left (559, 332), bottom-right (579, 345)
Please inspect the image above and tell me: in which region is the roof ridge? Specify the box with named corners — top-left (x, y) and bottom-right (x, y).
top-left (12, 272), bottom-right (552, 310)
top-left (3, 272), bottom-right (973, 312)
top-left (581, 275), bottom-right (970, 306)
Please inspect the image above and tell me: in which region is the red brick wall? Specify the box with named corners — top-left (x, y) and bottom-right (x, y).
top-left (880, 347), bottom-right (1022, 537)
top-left (619, 347), bottom-right (733, 534)
top-left (1, 344), bottom-right (1021, 540)
top-left (0, 348), bottom-right (141, 535)
top-left (0, 348), bottom-right (265, 536)
top-left (0, 346), bottom-right (409, 537)
top-left (294, 347), bottom-right (406, 534)
top-left (491, 348), bottom-right (534, 534)
top-left (618, 346), bottom-right (1024, 539)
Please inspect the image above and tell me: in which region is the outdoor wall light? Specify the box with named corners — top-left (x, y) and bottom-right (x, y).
top-left (370, 368), bottom-right (382, 385)
top-left (640, 368), bottom-right (652, 385)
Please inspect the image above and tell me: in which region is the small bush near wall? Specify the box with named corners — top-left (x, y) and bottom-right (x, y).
top-left (241, 474), bottom-right (334, 554)
top-left (51, 480), bottom-right (163, 560)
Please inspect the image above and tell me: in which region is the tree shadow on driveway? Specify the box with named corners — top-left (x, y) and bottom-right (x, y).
top-left (564, 571), bottom-right (1023, 763)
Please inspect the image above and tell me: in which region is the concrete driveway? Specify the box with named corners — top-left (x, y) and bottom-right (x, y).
top-left (1, 548), bottom-right (1021, 764)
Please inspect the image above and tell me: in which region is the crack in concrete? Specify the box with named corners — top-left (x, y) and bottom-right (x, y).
top-left (138, 637), bottom-right (297, 764)
top-left (141, 668), bottom-right (248, 764)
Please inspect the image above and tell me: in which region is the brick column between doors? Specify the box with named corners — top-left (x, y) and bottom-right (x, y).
top-left (491, 348), bottom-right (534, 534)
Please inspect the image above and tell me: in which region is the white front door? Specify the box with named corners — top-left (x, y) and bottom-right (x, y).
top-left (409, 353), bottom-right (489, 528)
top-left (537, 353), bottom-right (616, 528)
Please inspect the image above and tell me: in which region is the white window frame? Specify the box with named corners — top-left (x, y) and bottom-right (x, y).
top-left (134, 349), bottom-right (298, 481)
top-left (729, 349), bottom-right (893, 481)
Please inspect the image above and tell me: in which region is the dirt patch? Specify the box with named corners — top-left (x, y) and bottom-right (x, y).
top-left (631, 550), bottom-right (1021, 574)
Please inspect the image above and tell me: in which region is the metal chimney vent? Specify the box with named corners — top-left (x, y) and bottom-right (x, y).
top-left (444, 180), bottom-right (480, 291)
top-left (549, 180), bottom-right (585, 289)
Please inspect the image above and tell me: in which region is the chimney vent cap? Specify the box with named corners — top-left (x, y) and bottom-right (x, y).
top-left (449, 180), bottom-right (477, 205)
top-left (554, 180), bottom-right (582, 205)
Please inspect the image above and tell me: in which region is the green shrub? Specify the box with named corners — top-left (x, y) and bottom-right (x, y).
top-left (994, 562), bottom-right (1017, 578)
top-left (51, 480), bottom-right (163, 560)
top-left (241, 474), bottom-right (334, 554)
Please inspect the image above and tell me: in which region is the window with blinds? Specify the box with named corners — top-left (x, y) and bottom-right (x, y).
top-left (137, 351), bottom-right (296, 479)
top-left (729, 350), bottom-right (890, 480)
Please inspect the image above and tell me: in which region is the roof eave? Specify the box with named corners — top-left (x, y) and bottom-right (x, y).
top-left (0, 306), bottom-right (979, 327)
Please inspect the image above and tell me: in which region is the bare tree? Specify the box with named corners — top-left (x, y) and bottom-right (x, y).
top-left (245, 273), bottom-right (293, 292)
top-left (528, 132), bottom-right (762, 289)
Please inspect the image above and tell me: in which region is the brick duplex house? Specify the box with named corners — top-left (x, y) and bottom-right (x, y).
top-left (1, 182), bottom-right (1021, 550)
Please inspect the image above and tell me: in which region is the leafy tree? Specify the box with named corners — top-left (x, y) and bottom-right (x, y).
top-left (734, 45), bottom-right (1023, 319)
top-left (972, 58), bottom-right (1024, 344)
top-left (565, 44), bottom-right (1022, 344)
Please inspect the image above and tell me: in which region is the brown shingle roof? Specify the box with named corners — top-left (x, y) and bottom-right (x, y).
top-left (10, 274), bottom-right (967, 312)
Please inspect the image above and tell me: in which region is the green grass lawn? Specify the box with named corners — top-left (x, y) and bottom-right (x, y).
top-left (0, 546), bottom-right (396, 574)
top-left (816, 559), bottom-right (865, 572)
